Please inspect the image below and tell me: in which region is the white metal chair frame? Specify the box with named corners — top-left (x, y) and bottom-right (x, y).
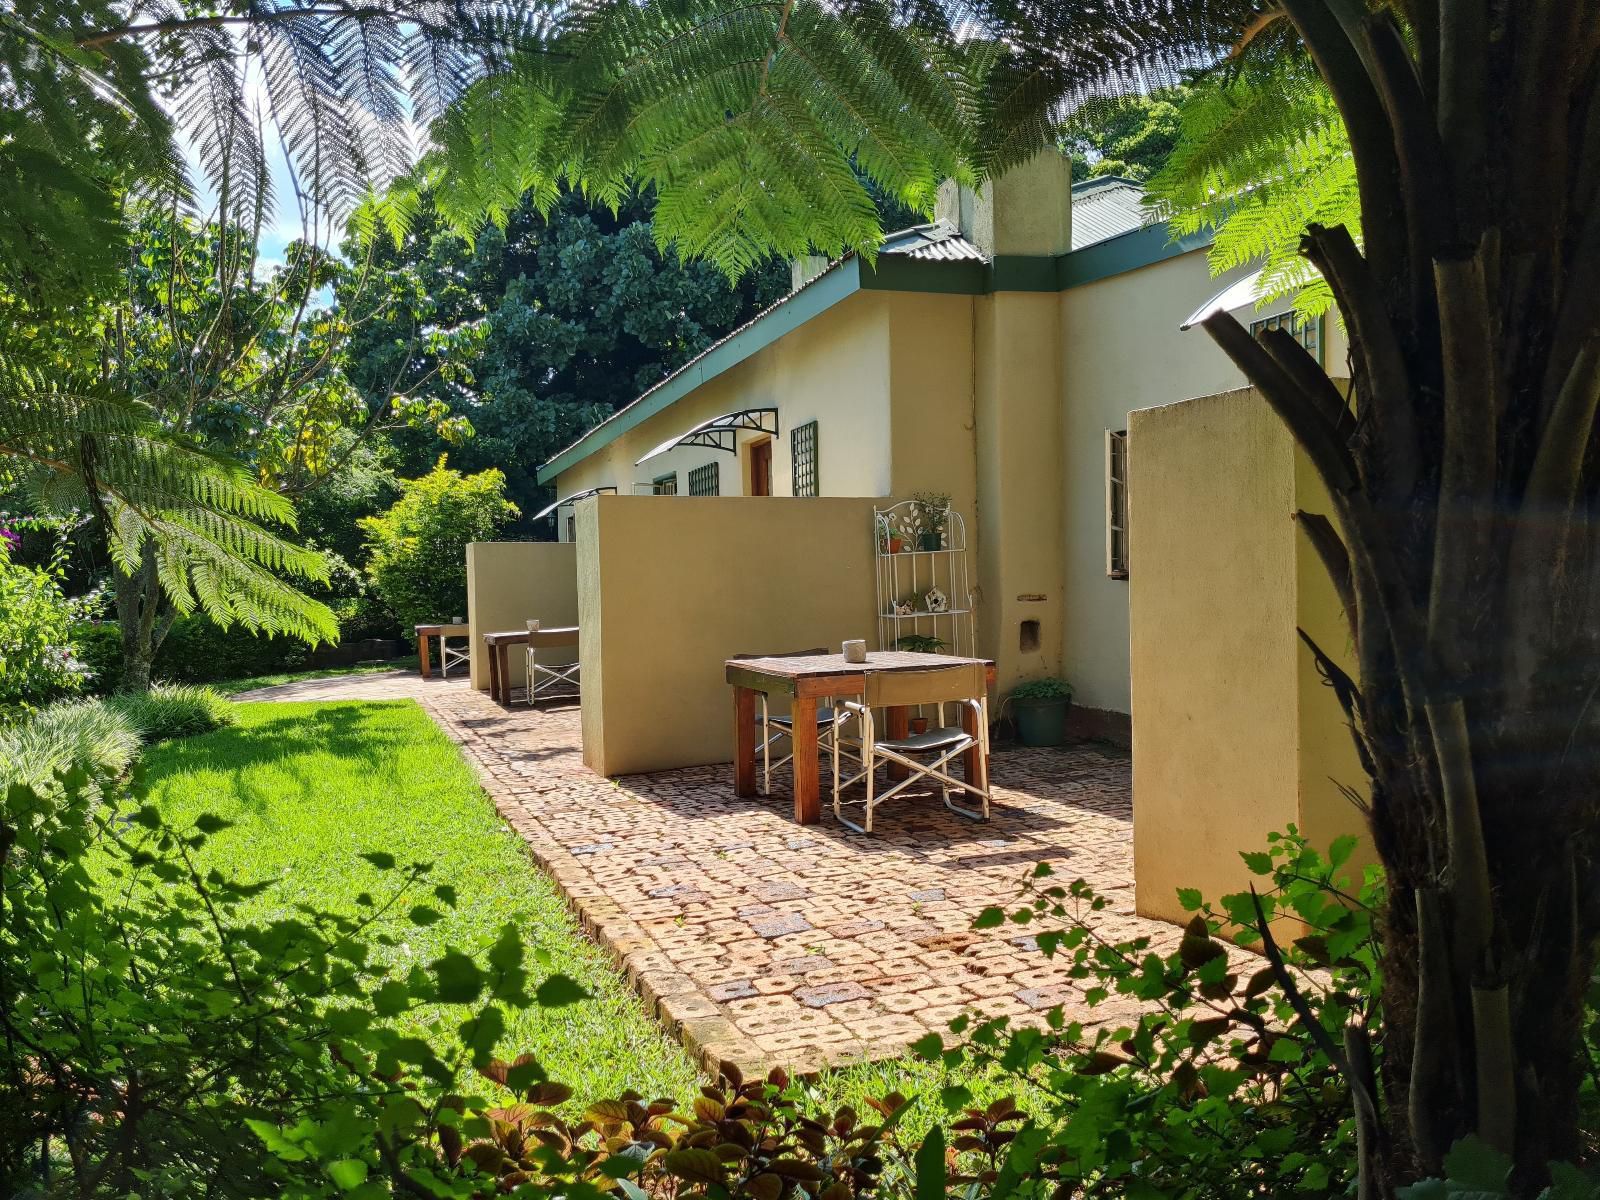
top-left (756, 695), bottom-right (860, 797)
top-left (831, 673), bottom-right (990, 834)
top-left (440, 636), bottom-right (470, 679)
top-left (524, 622), bottom-right (581, 704)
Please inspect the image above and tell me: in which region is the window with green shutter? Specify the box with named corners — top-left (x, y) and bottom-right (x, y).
top-left (791, 420), bottom-right (819, 496)
top-left (652, 472), bottom-right (678, 495)
top-left (688, 462), bottom-right (720, 496)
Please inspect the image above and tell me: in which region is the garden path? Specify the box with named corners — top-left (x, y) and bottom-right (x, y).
top-left (238, 670), bottom-right (1198, 1074)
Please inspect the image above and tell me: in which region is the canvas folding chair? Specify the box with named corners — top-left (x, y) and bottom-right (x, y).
top-left (524, 621), bottom-right (581, 703)
top-left (440, 634), bottom-right (470, 679)
top-left (832, 663), bottom-right (990, 834)
top-left (731, 649), bottom-right (855, 796)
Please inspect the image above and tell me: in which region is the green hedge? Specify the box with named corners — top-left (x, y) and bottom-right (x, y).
top-left (73, 618), bottom-right (315, 691)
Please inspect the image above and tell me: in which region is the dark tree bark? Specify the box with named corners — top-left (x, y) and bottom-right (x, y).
top-left (1195, 3), bottom-right (1600, 1190)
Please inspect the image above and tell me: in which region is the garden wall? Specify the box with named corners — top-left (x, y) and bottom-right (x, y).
top-left (1127, 386), bottom-right (1367, 924)
top-left (465, 542), bottom-right (579, 693)
top-left (575, 494), bottom-right (879, 776)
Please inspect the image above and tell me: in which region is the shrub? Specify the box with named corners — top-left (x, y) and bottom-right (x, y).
top-left (0, 538), bottom-right (97, 714)
top-left (913, 829), bottom-right (1382, 1197)
top-left (360, 457), bottom-right (519, 631)
top-left (107, 683), bottom-right (236, 742)
top-left (154, 613), bottom-right (313, 683)
top-left (70, 620), bottom-right (125, 693)
top-left (0, 698), bottom-right (141, 788)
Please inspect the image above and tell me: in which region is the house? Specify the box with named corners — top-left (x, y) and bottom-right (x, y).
top-left (535, 149), bottom-right (1348, 742)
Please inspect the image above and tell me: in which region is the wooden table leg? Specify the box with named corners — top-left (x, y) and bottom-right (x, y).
top-left (790, 696), bottom-right (820, 825)
top-left (734, 686), bottom-right (758, 798)
top-left (962, 704), bottom-right (989, 792)
top-left (886, 705), bottom-right (910, 781)
top-left (487, 640), bottom-right (501, 703)
top-left (419, 634), bottom-right (432, 680)
top-left (496, 643), bottom-right (511, 704)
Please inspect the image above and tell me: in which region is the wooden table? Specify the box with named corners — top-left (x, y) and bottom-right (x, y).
top-left (725, 651), bottom-right (995, 825)
top-left (414, 623), bottom-right (469, 679)
top-left (483, 629), bottom-right (529, 704)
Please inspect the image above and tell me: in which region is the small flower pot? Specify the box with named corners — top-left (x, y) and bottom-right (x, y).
top-left (1013, 696), bottom-right (1070, 747)
top-left (918, 532), bottom-right (942, 551)
top-left (888, 537), bottom-right (905, 554)
top-left (909, 716), bottom-right (930, 735)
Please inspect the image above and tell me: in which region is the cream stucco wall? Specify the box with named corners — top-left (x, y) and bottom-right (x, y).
top-left (575, 495), bottom-right (880, 777)
top-left (1127, 387), bottom-right (1365, 924)
top-left (465, 541), bottom-right (578, 692)
top-left (553, 291), bottom-right (894, 511)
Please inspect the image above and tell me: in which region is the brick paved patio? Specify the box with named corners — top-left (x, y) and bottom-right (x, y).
top-left (240, 670), bottom-right (1191, 1075)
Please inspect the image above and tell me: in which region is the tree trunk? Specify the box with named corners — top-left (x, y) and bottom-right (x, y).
top-left (112, 543), bottom-right (176, 694)
top-left (1199, 4), bottom-right (1600, 1191)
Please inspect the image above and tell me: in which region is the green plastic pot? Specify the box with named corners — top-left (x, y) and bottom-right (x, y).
top-left (1012, 695), bottom-right (1070, 747)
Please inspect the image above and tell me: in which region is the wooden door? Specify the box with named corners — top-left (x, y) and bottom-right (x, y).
top-left (750, 438), bottom-right (772, 496)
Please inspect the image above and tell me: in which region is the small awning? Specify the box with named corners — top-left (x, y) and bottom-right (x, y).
top-left (531, 486), bottom-right (616, 522)
top-left (1179, 267), bottom-right (1267, 331)
top-left (635, 407), bottom-right (779, 466)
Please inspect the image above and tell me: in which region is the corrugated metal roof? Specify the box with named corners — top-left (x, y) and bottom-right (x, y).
top-left (879, 220), bottom-right (986, 262)
top-left (1070, 176), bottom-right (1154, 250)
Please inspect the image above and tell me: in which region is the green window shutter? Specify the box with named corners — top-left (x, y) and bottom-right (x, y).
top-left (688, 462), bottom-right (720, 496)
top-left (790, 420), bottom-right (819, 496)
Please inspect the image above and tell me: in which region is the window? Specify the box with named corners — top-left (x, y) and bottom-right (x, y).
top-left (1250, 310), bottom-right (1323, 366)
top-left (688, 461), bottom-right (720, 496)
top-left (1106, 429), bottom-right (1129, 579)
top-left (652, 472), bottom-right (678, 495)
top-left (791, 420), bottom-right (819, 497)
top-left (565, 515), bottom-right (575, 543)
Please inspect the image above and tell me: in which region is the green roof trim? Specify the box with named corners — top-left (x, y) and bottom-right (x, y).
top-left (535, 262), bottom-right (863, 484)
top-left (1054, 221), bottom-right (1213, 290)
top-left (537, 219), bottom-right (1209, 483)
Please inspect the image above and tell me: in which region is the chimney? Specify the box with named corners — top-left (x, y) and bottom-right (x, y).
top-left (935, 148), bottom-right (1072, 258)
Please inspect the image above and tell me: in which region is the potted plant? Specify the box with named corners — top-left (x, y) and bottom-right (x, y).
top-left (895, 633), bottom-right (947, 654)
top-left (912, 491), bottom-right (950, 551)
top-left (875, 513), bottom-right (905, 555)
top-left (1008, 677), bottom-right (1073, 747)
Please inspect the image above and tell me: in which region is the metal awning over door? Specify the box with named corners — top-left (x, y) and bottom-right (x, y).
top-left (531, 486), bottom-right (617, 522)
top-left (634, 408), bottom-right (779, 465)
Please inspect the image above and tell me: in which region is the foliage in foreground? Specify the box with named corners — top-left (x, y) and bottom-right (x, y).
top-left (0, 531), bottom-right (98, 714)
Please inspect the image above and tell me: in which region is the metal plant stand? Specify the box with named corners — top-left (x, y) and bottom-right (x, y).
top-left (873, 500), bottom-right (975, 659)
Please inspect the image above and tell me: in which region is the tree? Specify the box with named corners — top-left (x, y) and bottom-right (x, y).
top-left (423, 1), bottom-right (1600, 1191)
top-left (1061, 90), bottom-right (1185, 183)
top-left (359, 458), bottom-right (518, 630)
top-left (342, 189), bottom-right (788, 523)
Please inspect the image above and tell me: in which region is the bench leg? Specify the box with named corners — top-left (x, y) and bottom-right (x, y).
top-left (734, 686), bottom-right (758, 798)
top-left (791, 697), bottom-right (820, 826)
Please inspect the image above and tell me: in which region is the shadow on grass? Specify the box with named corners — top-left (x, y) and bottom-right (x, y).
top-left (143, 702), bottom-right (435, 815)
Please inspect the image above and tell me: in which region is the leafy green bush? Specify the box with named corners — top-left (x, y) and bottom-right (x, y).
top-left (70, 620), bottom-right (125, 693)
top-left (0, 698), bottom-right (141, 788)
top-left (0, 538), bottom-right (97, 713)
top-left (107, 683), bottom-right (236, 742)
top-left (360, 457), bottom-right (519, 631)
top-left (912, 828), bottom-right (1381, 1198)
top-left (1008, 677), bottom-right (1073, 702)
top-left (154, 613), bottom-right (314, 683)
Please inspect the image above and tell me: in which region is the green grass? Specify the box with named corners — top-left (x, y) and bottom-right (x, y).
top-left (137, 698), bottom-right (1040, 1131)
top-left (212, 657), bottom-right (420, 696)
top-left (137, 699), bottom-right (700, 1101)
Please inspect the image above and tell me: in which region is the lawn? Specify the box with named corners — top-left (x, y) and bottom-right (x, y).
top-left (211, 657), bottom-right (420, 695)
top-left (137, 698), bottom-right (700, 1101)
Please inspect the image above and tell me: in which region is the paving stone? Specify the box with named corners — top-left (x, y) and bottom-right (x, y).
top-left (794, 981), bottom-right (871, 1008)
top-left (241, 669), bottom-right (1234, 1074)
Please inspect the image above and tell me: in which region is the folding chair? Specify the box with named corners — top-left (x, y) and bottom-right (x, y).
top-left (524, 621), bottom-right (581, 703)
top-left (440, 633), bottom-right (470, 679)
top-left (832, 662), bottom-right (990, 834)
top-left (731, 649), bottom-right (853, 796)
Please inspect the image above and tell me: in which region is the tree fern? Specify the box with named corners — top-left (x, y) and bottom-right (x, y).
top-left (1145, 59), bottom-right (1356, 317)
top-left (0, 351), bottom-right (337, 644)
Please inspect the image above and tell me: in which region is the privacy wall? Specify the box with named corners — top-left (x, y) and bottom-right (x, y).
top-left (575, 495), bottom-right (880, 776)
top-left (1127, 387), bottom-right (1367, 924)
top-left (465, 541), bottom-right (579, 693)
